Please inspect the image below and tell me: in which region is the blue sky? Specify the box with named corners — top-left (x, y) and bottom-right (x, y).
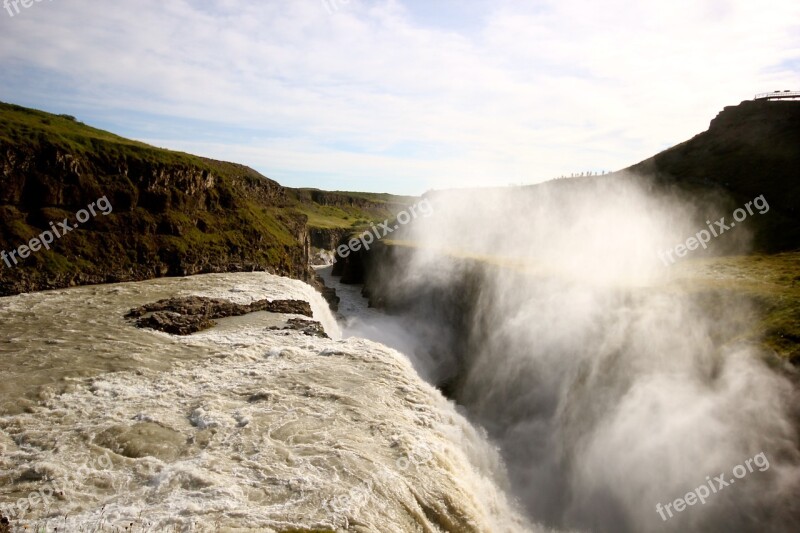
top-left (0, 0), bottom-right (798, 195)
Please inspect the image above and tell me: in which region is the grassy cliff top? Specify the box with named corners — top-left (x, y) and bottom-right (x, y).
top-left (291, 189), bottom-right (418, 229)
top-left (671, 252), bottom-right (800, 364)
top-left (0, 101), bottom-right (415, 230)
top-left (0, 101), bottom-right (208, 168)
top-left (382, 239), bottom-right (800, 366)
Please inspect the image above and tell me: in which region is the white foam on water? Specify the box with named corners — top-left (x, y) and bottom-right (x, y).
top-left (0, 273), bottom-right (538, 532)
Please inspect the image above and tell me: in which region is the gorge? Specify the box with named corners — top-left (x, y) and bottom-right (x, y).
top-left (2, 99), bottom-right (800, 532)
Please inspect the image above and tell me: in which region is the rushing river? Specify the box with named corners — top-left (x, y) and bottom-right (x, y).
top-left (0, 273), bottom-right (531, 532)
top-left (2, 256), bottom-right (798, 532)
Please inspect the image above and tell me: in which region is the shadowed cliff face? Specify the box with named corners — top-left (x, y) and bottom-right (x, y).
top-left (627, 100), bottom-right (800, 252)
top-left (310, 227), bottom-right (352, 251)
top-left (0, 145), bottom-right (312, 294)
top-left (0, 104), bottom-right (315, 295)
top-left (361, 173), bottom-right (800, 533)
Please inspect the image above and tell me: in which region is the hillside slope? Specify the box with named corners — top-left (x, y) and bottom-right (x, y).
top-left (0, 102), bottom-right (411, 296)
top-left (627, 99), bottom-right (800, 252)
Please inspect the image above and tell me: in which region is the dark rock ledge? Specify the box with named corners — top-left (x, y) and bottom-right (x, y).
top-left (269, 317), bottom-right (328, 338)
top-left (125, 296), bottom-right (316, 336)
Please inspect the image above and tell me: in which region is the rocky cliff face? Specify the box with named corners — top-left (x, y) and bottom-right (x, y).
top-left (3, 145), bottom-right (227, 212)
top-left (296, 189), bottom-right (392, 211)
top-left (0, 109), bottom-right (312, 295)
top-left (310, 227), bottom-right (352, 251)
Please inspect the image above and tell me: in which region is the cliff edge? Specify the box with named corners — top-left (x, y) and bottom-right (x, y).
top-left (0, 102), bottom-right (410, 296)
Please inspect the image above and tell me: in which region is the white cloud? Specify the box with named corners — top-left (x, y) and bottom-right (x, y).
top-left (0, 0), bottom-right (798, 193)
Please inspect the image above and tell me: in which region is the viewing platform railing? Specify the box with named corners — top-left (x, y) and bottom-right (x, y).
top-left (754, 90), bottom-right (800, 100)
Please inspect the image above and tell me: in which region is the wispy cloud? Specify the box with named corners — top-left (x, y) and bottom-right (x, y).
top-left (0, 0), bottom-right (798, 193)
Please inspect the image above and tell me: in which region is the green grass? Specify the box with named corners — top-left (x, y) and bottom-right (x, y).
top-left (382, 241), bottom-right (800, 366)
top-left (672, 253), bottom-right (800, 363)
top-left (286, 203), bottom-right (384, 230)
top-left (0, 102), bottom-right (205, 168)
top-left (0, 100), bottom-right (419, 294)
top-left (0, 101), bottom-right (415, 235)
top-left (288, 189), bottom-right (418, 230)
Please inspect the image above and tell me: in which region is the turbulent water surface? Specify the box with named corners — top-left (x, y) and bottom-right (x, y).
top-left (0, 273), bottom-right (532, 532)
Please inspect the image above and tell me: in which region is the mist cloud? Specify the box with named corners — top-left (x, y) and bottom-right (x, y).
top-left (371, 176), bottom-right (800, 532)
